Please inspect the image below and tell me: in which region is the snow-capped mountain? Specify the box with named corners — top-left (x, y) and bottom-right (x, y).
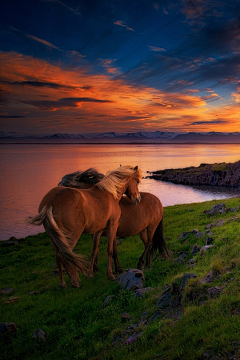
top-left (1, 131), bottom-right (240, 143)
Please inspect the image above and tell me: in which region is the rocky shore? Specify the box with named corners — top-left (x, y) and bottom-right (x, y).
top-left (148, 160), bottom-right (240, 187)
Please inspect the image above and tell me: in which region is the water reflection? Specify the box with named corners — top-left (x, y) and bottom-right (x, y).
top-left (1, 143), bottom-right (240, 240)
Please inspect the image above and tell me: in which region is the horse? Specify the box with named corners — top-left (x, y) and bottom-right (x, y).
top-left (26, 165), bottom-right (142, 288)
top-left (58, 168), bottom-right (172, 274)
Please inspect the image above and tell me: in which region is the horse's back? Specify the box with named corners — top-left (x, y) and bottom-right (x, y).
top-left (39, 186), bottom-right (65, 212)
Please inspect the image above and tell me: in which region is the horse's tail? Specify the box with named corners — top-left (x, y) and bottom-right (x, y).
top-left (26, 206), bottom-right (89, 275)
top-left (151, 218), bottom-right (173, 259)
top-left (26, 205), bottom-right (48, 226)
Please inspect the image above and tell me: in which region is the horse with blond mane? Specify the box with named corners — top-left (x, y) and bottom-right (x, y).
top-left (58, 168), bottom-right (172, 275)
top-left (27, 165), bottom-right (142, 288)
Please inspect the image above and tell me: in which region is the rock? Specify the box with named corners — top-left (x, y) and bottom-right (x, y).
top-left (122, 333), bottom-right (142, 345)
top-left (209, 203), bottom-right (226, 215)
top-left (179, 231), bottom-right (192, 240)
top-left (206, 237), bottom-right (214, 245)
top-left (117, 268), bottom-right (145, 291)
top-left (208, 286), bottom-right (223, 299)
top-left (180, 273), bottom-right (198, 290)
top-left (179, 229), bottom-right (198, 240)
top-left (32, 329), bottom-right (47, 341)
top-left (188, 258), bottom-right (196, 265)
top-left (2, 240), bottom-right (18, 247)
top-left (175, 252), bottom-right (187, 264)
top-left (4, 296), bottom-right (20, 304)
top-left (205, 223), bottom-right (216, 230)
top-left (191, 244), bottom-right (200, 255)
top-left (0, 322), bottom-right (17, 335)
top-left (227, 207), bottom-right (237, 212)
top-left (157, 283), bottom-right (182, 309)
top-left (1, 287), bottom-right (14, 294)
top-left (157, 293), bottom-right (172, 309)
top-left (148, 161), bottom-right (240, 187)
top-left (29, 291), bottom-right (42, 295)
top-left (194, 231), bottom-right (204, 238)
top-left (103, 295), bottom-right (117, 305)
top-left (134, 287), bottom-right (154, 298)
top-left (121, 312), bottom-right (131, 321)
top-left (200, 245), bottom-right (215, 254)
top-left (198, 270), bottom-right (215, 284)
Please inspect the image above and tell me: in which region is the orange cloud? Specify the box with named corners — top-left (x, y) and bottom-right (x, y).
top-left (0, 50), bottom-right (239, 134)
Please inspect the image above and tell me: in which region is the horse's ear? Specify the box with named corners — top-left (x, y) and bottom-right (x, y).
top-left (134, 166), bottom-right (138, 170)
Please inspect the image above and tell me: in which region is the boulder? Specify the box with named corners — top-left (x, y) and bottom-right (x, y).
top-left (117, 268), bottom-right (145, 291)
top-left (0, 322), bottom-right (17, 335)
top-left (134, 287), bottom-right (154, 298)
top-left (32, 329), bottom-right (47, 341)
top-left (209, 203), bottom-right (226, 215)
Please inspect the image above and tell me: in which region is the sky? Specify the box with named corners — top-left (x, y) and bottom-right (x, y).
top-left (1, 0), bottom-right (240, 135)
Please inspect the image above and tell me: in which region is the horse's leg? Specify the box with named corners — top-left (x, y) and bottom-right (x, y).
top-left (113, 237), bottom-right (124, 274)
top-left (138, 226), bottom-right (157, 270)
top-left (51, 243), bottom-right (66, 288)
top-left (55, 252), bottom-right (66, 288)
top-left (88, 231), bottom-right (102, 277)
top-left (107, 221), bottom-right (119, 281)
top-left (137, 229), bottom-right (148, 270)
top-left (90, 234), bottom-right (99, 272)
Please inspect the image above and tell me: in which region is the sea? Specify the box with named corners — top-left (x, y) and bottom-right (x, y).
top-left (1, 143), bottom-right (240, 241)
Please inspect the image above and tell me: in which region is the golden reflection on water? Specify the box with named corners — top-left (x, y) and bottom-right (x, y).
top-left (1, 143), bottom-right (240, 240)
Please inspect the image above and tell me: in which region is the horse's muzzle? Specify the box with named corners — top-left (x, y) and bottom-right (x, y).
top-left (133, 194), bottom-right (141, 205)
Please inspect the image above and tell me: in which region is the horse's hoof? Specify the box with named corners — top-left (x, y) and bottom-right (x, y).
top-left (87, 271), bottom-right (94, 278)
top-left (70, 279), bottom-right (80, 287)
top-left (59, 283), bottom-right (67, 289)
top-left (115, 267), bottom-right (124, 274)
top-left (108, 274), bottom-right (116, 281)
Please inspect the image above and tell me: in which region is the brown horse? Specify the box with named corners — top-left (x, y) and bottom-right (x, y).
top-left (27, 165), bottom-right (142, 287)
top-left (59, 168), bottom-right (171, 274)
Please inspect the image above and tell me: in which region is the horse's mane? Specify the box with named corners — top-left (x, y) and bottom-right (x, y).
top-left (95, 165), bottom-right (142, 200)
top-left (59, 168), bottom-right (104, 187)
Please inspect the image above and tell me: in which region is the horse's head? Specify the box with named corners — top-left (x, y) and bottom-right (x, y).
top-left (124, 166), bottom-right (142, 205)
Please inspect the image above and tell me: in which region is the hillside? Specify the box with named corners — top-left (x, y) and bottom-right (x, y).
top-left (1, 198), bottom-right (240, 359)
top-left (148, 160), bottom-right (240, 187)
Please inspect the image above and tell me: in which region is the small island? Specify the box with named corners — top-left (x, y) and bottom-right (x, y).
top-left (148, 160), bottom-right (240, 187)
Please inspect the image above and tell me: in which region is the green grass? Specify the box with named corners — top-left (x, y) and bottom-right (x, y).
top-left (1, 197), bottom-right (240, 359)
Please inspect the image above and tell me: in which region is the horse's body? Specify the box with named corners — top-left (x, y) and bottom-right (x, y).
top-left (59, 169), bottom-right (171, 272)
top-left (27, 166), bottom-right (141, 288)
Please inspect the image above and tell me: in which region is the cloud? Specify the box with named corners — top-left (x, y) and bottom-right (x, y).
top-left (148, 46), bottom-right (166, 52)
top-left (1, 50), bottom-right (239, 134)
top-left (190, 120), bottom-right (228, 125)
top-left (25, 97), bottom-right (113, 110)
top-left (0, 115), bottom-right (24, 118)
top-left (39, 0), bottom-right (81, 15)
top-left (114, 20), bottom-right (134, 31)
top-left (26, 34), bottom-right (61, 51)
top-left (101, 59), bottom-right (120, 74)
top-left (9, 81), bottom-right (75, 89)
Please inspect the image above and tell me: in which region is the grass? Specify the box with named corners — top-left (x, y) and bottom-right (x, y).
top-left (1, 197), bottom-right (240, 359)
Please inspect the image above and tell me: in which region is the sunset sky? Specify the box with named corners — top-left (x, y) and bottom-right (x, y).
top-left (1, 0), bottom-right (240, 135)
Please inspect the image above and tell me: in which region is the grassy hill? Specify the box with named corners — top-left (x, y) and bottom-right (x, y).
top-left (1, 197), bottom-right (240, 359)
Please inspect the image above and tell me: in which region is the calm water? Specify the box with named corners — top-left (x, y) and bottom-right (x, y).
top-left (1, 143), bottom-right (240, 241)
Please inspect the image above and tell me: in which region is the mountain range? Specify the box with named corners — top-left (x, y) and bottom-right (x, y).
top-left (1, 131), bottom-right (240, 143)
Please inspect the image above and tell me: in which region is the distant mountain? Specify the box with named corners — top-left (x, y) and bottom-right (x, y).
top-left (1, 131), bottom-right (240, 143)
